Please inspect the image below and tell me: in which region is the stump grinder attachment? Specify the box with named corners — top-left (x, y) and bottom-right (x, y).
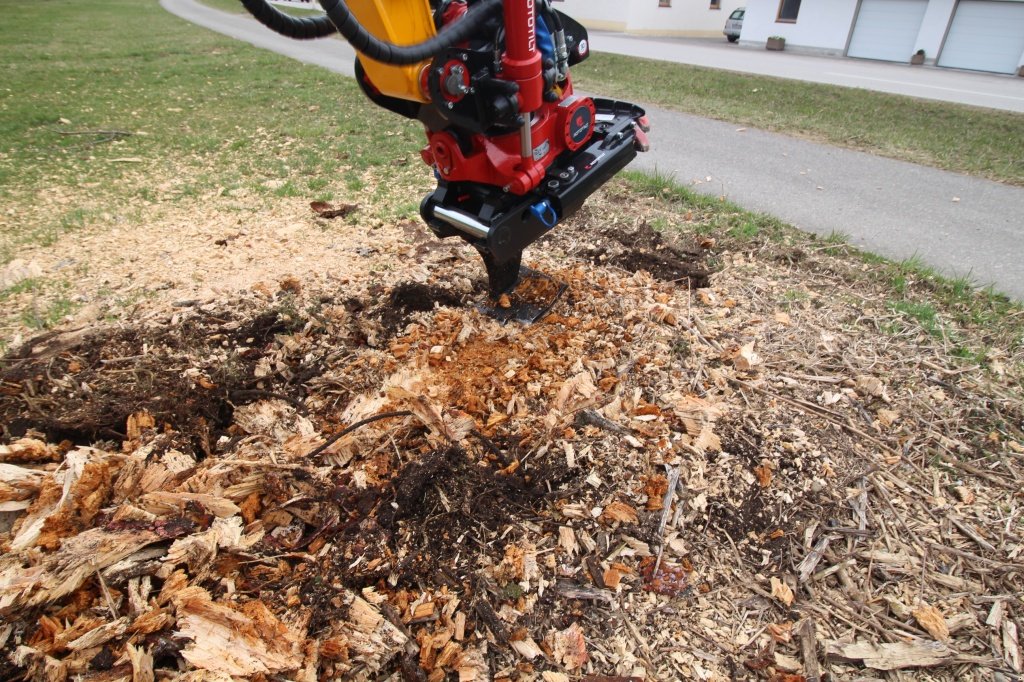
top-left (240, 0), bottom-right (650, 321)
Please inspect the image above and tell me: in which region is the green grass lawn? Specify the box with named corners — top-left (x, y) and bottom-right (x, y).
top-left (573, 55), bottom-right (1024, 186)
top-left (0, 0), bottom-right (424, 261)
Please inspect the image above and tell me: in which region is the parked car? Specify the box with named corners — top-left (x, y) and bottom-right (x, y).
top-left (723, 7), bottom-right (744, 43)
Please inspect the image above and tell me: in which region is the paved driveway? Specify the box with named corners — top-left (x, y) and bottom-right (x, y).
top-left (162, 0), bottom-right (1024, 299)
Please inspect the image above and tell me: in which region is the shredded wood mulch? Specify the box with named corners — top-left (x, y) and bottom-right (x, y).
top-left (1, 198), bottom-right (1022, 682)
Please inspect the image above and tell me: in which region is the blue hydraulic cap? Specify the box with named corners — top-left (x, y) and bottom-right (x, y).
top-left (536, 15), bottom-right (555, 66)
top-left (530, 199), bottom-right (558, 229)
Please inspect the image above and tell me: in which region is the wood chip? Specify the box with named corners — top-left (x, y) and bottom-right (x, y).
top-left (825, 640), bottom-right (955, 670)
top-left (600, 501), bottom-right (638, 525)
top-left (770, 577), bottom-right (795, 607)
top-left (66, 617), bottom-right (129, 651)
top-left (913, 602), bottom-right (950, 641)
top-left (126, 643), bottom-right (155, 682)
top-left (509, 636), bottom-right (542, 660)
top-left (1003, 620), bottom-right (1021, 672)
top-left (550, 622), bottom-right (588, 670)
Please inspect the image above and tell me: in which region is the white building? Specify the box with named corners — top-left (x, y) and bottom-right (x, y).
top-left (553, 0), bottom-right (745, 37)
top-left (558, 0), bottom-right (1024, 75)
top-left (740, 0), bottom-right (1024, 74)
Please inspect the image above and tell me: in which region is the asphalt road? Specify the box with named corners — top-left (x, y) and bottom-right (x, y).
top-left (162, 0), bottom-right (1024, 299)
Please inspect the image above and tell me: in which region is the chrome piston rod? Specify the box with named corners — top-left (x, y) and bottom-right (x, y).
top-left (431, 206), bottom-right (492, 239)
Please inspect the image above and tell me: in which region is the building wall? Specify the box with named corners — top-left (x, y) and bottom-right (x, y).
top-left (555, 0), bottom-right (745, 37)
top-left (739, 0), bottom-right (859, 54)
top-left (554, 0), bottom-right (632, 32)
top-left (628, 0), bottom-right (746, 36)
top-left (915, 0), bottom-right (957, 60)
top-left (740, 0), bottom-right (1024, 71)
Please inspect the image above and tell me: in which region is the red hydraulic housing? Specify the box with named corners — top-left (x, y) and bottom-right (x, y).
top-left (502, 0), bottom-right (544, 114)
top-left (420, 0), bottom-right (599, 195)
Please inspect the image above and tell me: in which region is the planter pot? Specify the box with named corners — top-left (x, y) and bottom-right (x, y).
top-left (910, 53), bottom-right (925, 65)
top-left (766, 37), bottom-right (785, 51)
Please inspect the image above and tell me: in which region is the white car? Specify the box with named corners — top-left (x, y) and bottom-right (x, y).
top-left (724, 7), bottom-right (744, 43)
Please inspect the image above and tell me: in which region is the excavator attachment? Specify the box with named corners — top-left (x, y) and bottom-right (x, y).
top-left (421, 98), bottom-right (650, 302)
top-left (239, 0), bottom-right (650, 321)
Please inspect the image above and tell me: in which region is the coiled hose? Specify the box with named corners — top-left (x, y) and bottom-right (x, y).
top-left (239, 0), bottom-right (337, 39)
top-left (240, 0), bottom-right (503, 65)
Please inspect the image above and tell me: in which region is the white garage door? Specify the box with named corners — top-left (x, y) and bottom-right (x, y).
top-left (848, 0), bottom-right (929, 62)
top-left (939, 0), bottom-right (1024, 74)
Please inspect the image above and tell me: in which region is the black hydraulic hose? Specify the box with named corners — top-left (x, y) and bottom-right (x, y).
top-left (239, 0), bottom-right (338, 39)
top-left (317, 0), bottom-right (503, 65)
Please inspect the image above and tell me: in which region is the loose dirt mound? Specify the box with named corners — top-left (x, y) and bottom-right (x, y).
top-left (578, 219), bottom-right (713, 287)
top-left (1, 210), bottom-right (1022, 682)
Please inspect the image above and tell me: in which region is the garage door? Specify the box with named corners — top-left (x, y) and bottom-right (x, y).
top-left (939, 0), bottom-right (1024, 74)
top-left (848, 0), bottom-right (928, 62)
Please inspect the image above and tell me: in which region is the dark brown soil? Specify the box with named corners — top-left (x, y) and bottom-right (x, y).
top-left (0, 305), bottom-right (326, 448)
top-left (578, 221), bottom-right (713, 287)
top-left (377, 281), bottom-right (467, 335)
top-left (239, 441), bottom-right (577, 636)
top-left (323, 439), bottom-right (573, 586)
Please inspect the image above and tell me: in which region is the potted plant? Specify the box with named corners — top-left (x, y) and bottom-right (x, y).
top-left (766, 35), bottom-right (785, 51)
top-left (911, 49), bottom-right (925, 65)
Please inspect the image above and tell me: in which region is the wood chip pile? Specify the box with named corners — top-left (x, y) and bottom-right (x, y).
top-left (1, 204), bottom-right (1022, 682)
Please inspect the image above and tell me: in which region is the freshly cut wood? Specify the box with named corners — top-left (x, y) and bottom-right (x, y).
top-left (558, 526), bottom-right (578, 556)
top-left (1, 527), bottom-right (160, 615)
top-left (1, 198), bottom-right (1021, 682)
top-left (66, 617), bottom-right (129, 651)
top-left (126, 643), bottom-right (155, 682)
top-left (9, 448), bottom-right (91, 551)
top-left (0, 438), bottom-right (58, 463)
top-left (0, 462), bottom-right (46, 509)
top-left (771, 577), bottom-right (795, 607)
top-left (456, 644), bottom-right (487, 681)
top-left (554, 372), bottom-right (598, 412)
top-left (825, 640), bottom-right (955, 670)
top-left (542, 673), bottom-right (570, 682)
top-left (138, 491), bottom-right (240, 518)
top-left (11, 645), bottom-right (66, 682)
top-left (101, 546), bottom-right (169, 585)
top-left (600, 501), bottom-right (638, 525)
top-left (233, 399), bottom-right (315, 442)
top-left (667, 393), bottom-right (725, 453)
top-left (126, 411), bottom-right (157, 441)
top-left (510, 636), bottom-right (543, 660)
top-left (172, 586), bottom-right (305, 676)
top-left (330, 594), bottom-right (410, 676)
